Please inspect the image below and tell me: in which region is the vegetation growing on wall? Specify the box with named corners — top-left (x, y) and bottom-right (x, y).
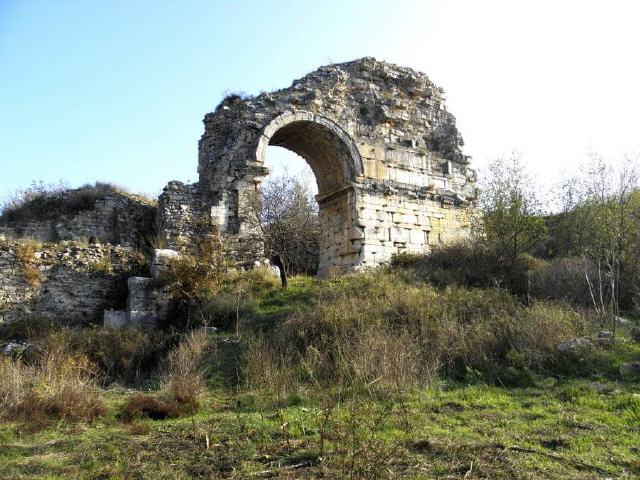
top-left (0, 181), bottom-right (156, 225)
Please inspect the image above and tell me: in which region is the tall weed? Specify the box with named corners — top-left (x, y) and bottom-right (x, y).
top-left (0, 337), bottom-right (106, 428)
top-left (243, 271), bottom-right (582, 393)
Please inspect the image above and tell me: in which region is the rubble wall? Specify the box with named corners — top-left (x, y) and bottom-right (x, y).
top-left (0, 239), bottom-right (147, 326)
top-left (1, 192), bottom-right (156, 248)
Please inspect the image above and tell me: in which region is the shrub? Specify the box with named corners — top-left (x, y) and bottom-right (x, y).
top-left (118, 329), bottom-right (208, 422)
top-left (63, 327), bottom-right (179, 386)
top-left (392, 241), bottom-right (536, 295)
top-left (242, 271), bottom-right (582, 394)
top-left (0, 315), bottom-right (56, 342)
top-left (163, 240), bottom-right (228, 308)
top-left (0, 339), bottom-right (106, 428)
top-left (529, 257), bottom-right (599, 307)
top-left (2, 323), bottom-right (178, 386)
top-left (119, 393), bottom-right (179, 422)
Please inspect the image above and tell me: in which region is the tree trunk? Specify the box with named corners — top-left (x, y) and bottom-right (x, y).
top-left (271, 255), bottom-right (288, 287)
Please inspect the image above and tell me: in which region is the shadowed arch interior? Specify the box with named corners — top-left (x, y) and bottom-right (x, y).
top-left (261, 118), bottom-right (360, 199)
top-left (253, 116), bottom-right (362, 276)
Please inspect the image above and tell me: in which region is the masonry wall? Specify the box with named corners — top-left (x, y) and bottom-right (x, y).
top-left (0, 239), bottom-right (147, 326)
top-left (0, 193), bottom-right (156, 248)
top-left (317, 190), bottom-right (358, 274)
top-left (156, 181), bottom-right (206, 249)
top-left (355, 190), bottom-right (471, 266)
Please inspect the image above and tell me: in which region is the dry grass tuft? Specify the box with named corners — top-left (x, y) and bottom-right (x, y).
top-left (0, 338), bottom-right (106, 428)
top-left (119, 393), bottom-right (179, 422)
top-left (160, 328), bottom-right (208, 409)
top-left (119, 329), bottom-right (209, 422)
top-left (14, 239), bottom-right (43, 287)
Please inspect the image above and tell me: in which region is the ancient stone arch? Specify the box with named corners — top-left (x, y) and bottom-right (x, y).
top-left (157, 57), bottom-right (477, 276)
top-left (256, 112), bottom-right (364, 183)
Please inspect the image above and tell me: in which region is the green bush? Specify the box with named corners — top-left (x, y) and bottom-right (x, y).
top-left (392, 241), bottom-right (538, 296)
top-left (243, 271), bottom-right (582, 394)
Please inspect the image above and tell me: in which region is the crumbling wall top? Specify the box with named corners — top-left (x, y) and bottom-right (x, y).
top-left (198, 57), bottom-right (469, 196)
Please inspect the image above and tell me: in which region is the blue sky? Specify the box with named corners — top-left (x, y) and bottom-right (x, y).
top-left (2, 1), bottom-right (639, 201)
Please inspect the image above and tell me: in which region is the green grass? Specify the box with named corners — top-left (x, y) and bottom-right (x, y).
top-left (2, 270), bottom-right (639, 478)
top-left (251, 275), bottom-right (315, 326)
top-left (0, 377), bottom-right (638, 479)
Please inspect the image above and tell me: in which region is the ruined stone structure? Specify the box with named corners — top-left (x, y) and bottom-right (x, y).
top-left (0, 191), bottom-right (156, 248)
top-left (0, 240), bottom-right (146, 325)
top-left (158, 57), bottom-right (476, 275)
top-left (1, 58), bottom-right (477, 332)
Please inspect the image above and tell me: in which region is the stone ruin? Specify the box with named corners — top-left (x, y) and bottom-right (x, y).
top-left (1, 58), bottom-right (477, 329)
top-left (157, 57), bottom-right (477, 276)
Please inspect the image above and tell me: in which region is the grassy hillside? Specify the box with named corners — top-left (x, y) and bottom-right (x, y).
top-left (1, 268), bottom-right (639, 478)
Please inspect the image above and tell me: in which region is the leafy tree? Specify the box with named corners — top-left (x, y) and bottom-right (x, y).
top-left (246, 173), bottom-right (320, 281)
top-left (477, 155), bottom-right (547, 270)
top-left (555, 153), bottom-right (640, 326)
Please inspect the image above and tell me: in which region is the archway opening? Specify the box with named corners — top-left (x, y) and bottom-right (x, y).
top-left (261, 145), bottom-right (320, 276)
top-left (253, 117), bottom-right (362, 277)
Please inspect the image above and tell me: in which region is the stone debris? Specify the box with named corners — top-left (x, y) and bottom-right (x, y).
top-left (556, 337), bottom-right (593, 353)
top-left (620, 362), bottom-right (640, 380)
top-left (2, 340), bottom-right (33, 357)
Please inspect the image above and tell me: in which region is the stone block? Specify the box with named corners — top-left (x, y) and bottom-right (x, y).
top-left (150, 248), bottom-right (180, 278)
top-left (409, 229), bottom-right (426, 245)
top-left (104, 310), bottom-right (128, 329)
top-left (390, 227), bottom-right (408, 243)
top-left (126, 276), bottom-right (173, 328)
